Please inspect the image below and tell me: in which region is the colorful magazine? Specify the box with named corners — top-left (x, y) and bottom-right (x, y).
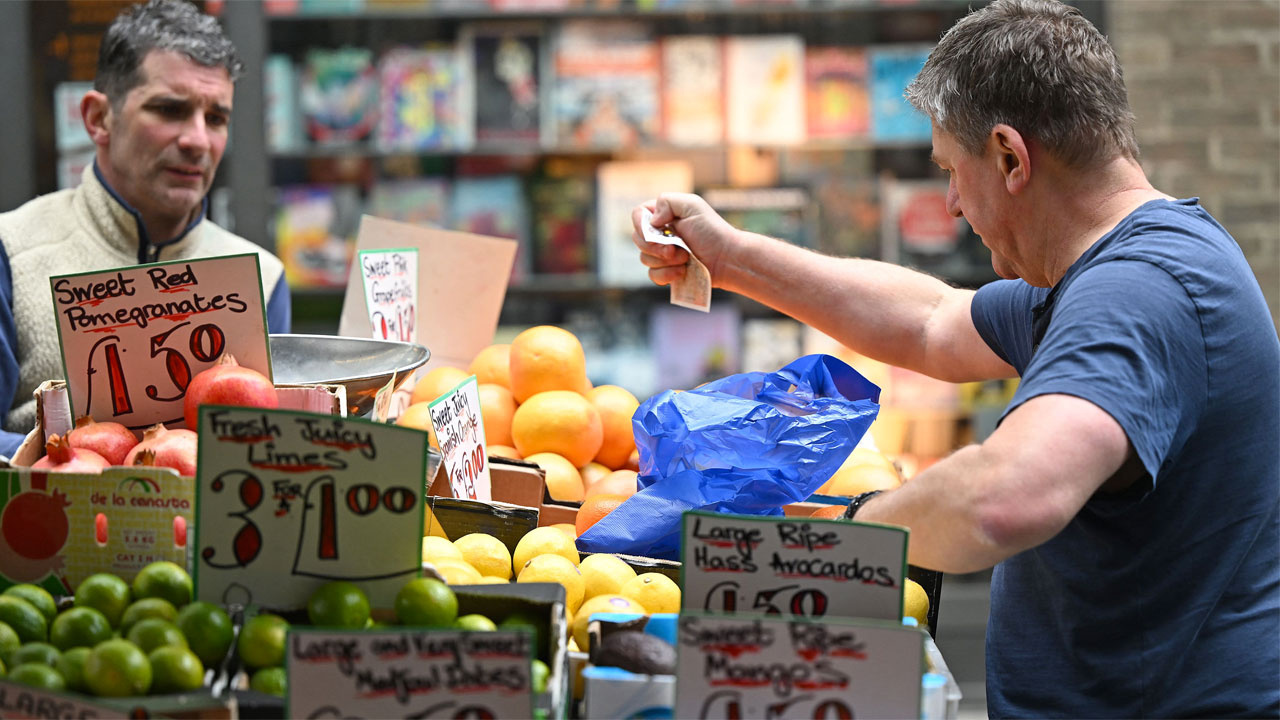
top-left (449, 175), bottom-right (530, 284)
top-left (367, 177), bottom-right (451, 228)
top-left (660, 35), bottom-right (723, 146)
top-left (299, 47), bottom-right (379, 144)
top-left (460, 23), bottom-right (549, 148)
top-left (805, 46), bottom-right (870, 140)
top-left (725, 35), bottom-right (806, 146)
top-left (529, 173), bottom-right (594, 276)
top-left (552, 20), bottom-right (660, 149)
top-left (869, 45), bottom-right (933, 143)
top-left (596, 159), bottom-right (693, 287)
top-left (376, 45), bottom-right (467, 151)
top-left (274, 185), bottom-right (360, 289)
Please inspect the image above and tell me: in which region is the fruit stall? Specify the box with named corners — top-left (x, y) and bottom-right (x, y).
top-left (0, 231), bottom-right (960, 719)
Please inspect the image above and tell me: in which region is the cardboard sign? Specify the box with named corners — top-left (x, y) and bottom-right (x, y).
top-left (0, 467), bottom-right (191, 595)
top-left (674, 612), bottom-right (924, 720)
top-left (193, 406), bottom-right (428, 610)
top-left (358, 247), bottom-right (419, 343)
top-left (680, 511), bottom-right (908, 622)
top-left (0, 680), bottom-right (130, 719)
top-left (428, 376), bottom-right (490, 502)
top-left (286, 627), bottom-right (534, 719)
top-left (337, 216), bottom-right (517, 371)
top-left (50, 254), bottom-right (271, 431)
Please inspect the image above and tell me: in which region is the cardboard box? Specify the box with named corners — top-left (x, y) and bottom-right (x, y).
top-left (0, 679), bottom-right (235, 719)
top-left (425, 496), bottom-right (539, 553)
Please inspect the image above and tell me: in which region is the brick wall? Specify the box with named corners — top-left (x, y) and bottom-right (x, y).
top-left (1108, 0), bottom-right (1280, 326)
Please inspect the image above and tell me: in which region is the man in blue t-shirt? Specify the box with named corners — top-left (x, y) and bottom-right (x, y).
top-left (629, 0), bottom-right (1279, 715)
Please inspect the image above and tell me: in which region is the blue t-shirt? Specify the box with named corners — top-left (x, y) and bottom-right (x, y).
top-left (971, 198), bottom-right (1280, 718)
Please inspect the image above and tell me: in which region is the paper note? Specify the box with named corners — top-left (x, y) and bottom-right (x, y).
top-left (357, 247), bottom-right (418, 343)
top-left (641, 208), bottom-right (711, 312)
top-left (428, 376), bottom-right (490, 502)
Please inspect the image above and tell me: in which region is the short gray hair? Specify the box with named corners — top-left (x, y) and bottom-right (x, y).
top-left (906, 0), bottom-right (1138, 169)
top-left (95, 0), bottom-right (243, 106)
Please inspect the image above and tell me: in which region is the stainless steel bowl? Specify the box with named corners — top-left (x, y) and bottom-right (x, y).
top-left (269, 334), bottom-right (430, 417)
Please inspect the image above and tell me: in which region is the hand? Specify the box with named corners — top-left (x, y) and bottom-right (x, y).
top-left (631, 193), bottom-right (737, 288)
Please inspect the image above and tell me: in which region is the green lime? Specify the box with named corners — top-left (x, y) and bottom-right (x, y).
top-left (131, 562), bottom-right (192, 608)
top-left (148, 646), bottom-right (205, 694)
top-left (453, 614), bottom-right (497, 632)
top-left (0, 596), bottom-right (48, 644)
top-left (50, 606), bottom-right (113, 650)
top-left (75, 573), bottom-right (132, 628)
top-left (236, 614), bottom-right (288, 670)
top-left (499, 612), bottom-right (545, 662)
top-left (0, 621), bottom-right (20, 665)
top-left (8, 662), bottom-right (66, 691)
top-left (175, 601), bottom-right (233, 667)
top-left (56, 646), bottom-right (91, 692)
top-left (0, 656), bottom-right (5, 676)
top-left (394, 578), bottom-right (457, 627)
top-left (3, 585), bottom-right (58, 624)
top-left (249, 666), bottom-right (287, 697)
top-left (126, 618), bottom-right (187, 654)
top-left (120, 597), bottom-right (178, 636)
top-left (85, 639), bottom-right (152, 697)
top-left (10, 642), bottom-right (60, 668)
top-left (531, 658), bottom-right (549, 694)
top-left (307, 581), bottom-right (370, 629)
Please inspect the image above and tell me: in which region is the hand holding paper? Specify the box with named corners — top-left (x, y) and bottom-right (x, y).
top-left (640, 207), bottom-right (711, 312)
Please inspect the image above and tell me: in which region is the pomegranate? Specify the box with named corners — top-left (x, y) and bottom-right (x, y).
top-left (124, 424), bottom-right (198, 477)
top-left (183, 353), bottom-right (278, 430)
top-left (66, 415), bottom-right (138, 466)
top-left (31, 434), bottom-right (110, 473)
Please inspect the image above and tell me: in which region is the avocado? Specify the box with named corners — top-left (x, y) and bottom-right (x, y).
top-left (591, 630), bottom-right (677, 675)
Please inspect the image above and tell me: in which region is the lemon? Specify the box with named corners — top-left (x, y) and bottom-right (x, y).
top-left (422, 536), bottom-right (464, 564)
top-left (517, 554), bottom-right (585, 615)
top-left (619, 573), bottom-right (681, 614)
top-left (513, 527), bottom-right (580, 571)
top-left (453, 533), bottom-right (513, 580)
top-left (571, 594), bottom-right (646, 652)
top-left (431, 559), bottom-right (483, 585)
top-left (904, 578), bottom-right (930, 626)
top-left (475, 576), bottom-right (510, 585)
top-left (578, 554), bottom-right (637, 601)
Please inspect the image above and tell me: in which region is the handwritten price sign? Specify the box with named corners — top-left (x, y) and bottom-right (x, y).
top-left (50, 254), bottom-right (270, 431)
top-left (358, 248), bottom-right (418, 343)
top-left (286, 627), bottom-right (534, 719)
top-left (674, 613), bottom-right (924, 719)
top-left (428, 375), bottom-right (490, 502)
top-left (193, 406), bottom-right (429, 610)
top-left (680, 511), bottom-right (908, 623)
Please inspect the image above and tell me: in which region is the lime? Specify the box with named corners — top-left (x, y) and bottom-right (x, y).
top-left (454, 533), bottom-right (513, 580)
top-left (175, 601), bottom-right (233, 667)
top-left (8, 662), bottom-right (66, 691)
top-left (498, 612), bottom-right (545, 662)
top-left (531, 658), bottom-right (549, 694)
top-left (50, 606), bottom-right (113, 650)
top-left (56, 646), bottom-right (91, 693)
top-left (126, 618), bottom-right (188, 654)
top-left (236, 614), bottom-right (289, 670)
top-left (120, 598), bottom-right (178, 636)
top-left (394, 578), bottom-right (457, 627)
top-left (0, 621), bottom-right (20, 665)
top-left (84, 638), bottom-right (152, 697)
top-left (75, 573), bottom-right (132, 628)
top-left (307, 581), bottom-right (370, 629)
top-left (453, 614), bottom-right (497, 632)
top-left (3, 585), bottom-right (58, 624)
top-left (249, 666), bottom-right (287, 697)
top-left (131, 561), bottom-right (192, 608)
top-left (149, 646), bottom-right (205, 694)
top-left (0, 596), bottom-right (48, 644)
top-left (10, 642), bottom-right (60, 668)
top-left (0, 657), bottom-right (5, 676)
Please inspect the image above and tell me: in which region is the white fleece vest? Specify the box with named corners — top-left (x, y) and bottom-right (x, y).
top-left (1, 164), bottom-right (284, 434)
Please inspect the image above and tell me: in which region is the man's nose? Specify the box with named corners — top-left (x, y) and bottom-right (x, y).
top-left (946, 180), bottom-right (963, 218)
top-left (177, 114), bottom-right (211, 156)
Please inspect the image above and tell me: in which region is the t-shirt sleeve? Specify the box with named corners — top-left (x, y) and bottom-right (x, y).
top-left (1007, 260), bottom-right (1206, 483)
top-left (971, 279), bottom-right (1044, 373)
top-left (266, 272), bottom-right (292, 335)
top-left (0, 245), bottom-right (25, 459)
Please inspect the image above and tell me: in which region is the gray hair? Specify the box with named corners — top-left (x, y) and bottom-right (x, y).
top-left (906, 0), bottom-right (1139, 169)
top-left (95, 0), bottom-right (243, 106)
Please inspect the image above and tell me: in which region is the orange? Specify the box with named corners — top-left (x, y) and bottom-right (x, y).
top-left (511, 391), bottom-right (603, 468)
top-left (810, 504), bottom-right (850, 520)
top-left (550, 523), bottom-right (577, 539)
top-left (625, 448), bottom-right (640, 472)
top-left (396, 401), bottom-right (439, 448)
top-left (469, 344), bottom-right (512, 389)
top-left (576, 493), bottom-right (628, 536)
top-left (586, 385), bottom-right (639, 469)
top-left (509, 326), bottom-right (589, 403)
top-left (478, 383), bottom-right (517, 447)
top-left (410, 366), bottom-right (469, 406)
top-left (579, 462), bottom-right (611, 490)
top-left (821, 463), bottom-right (901, 497)
top-left (487, 444), bottom-right (522, 460)
top-left (524, 452), bottom-right (585, 503)
top-left (585, 469), bottom-right (638, 499)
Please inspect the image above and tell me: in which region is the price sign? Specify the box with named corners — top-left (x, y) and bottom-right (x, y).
top-left (193, 406), bottom-right (428, 609)
top-left (286, 627), bottom-right (534, 719)
top-left (681, 511), bottom-right (908, 622)
top-left (673, 612), bottom-right (924, 720)
top-left (50, 254), bottom-right (270, 431)
top-left (0, 679), bottom-right (131, 718)
top-left (358, 248), bottom-right (418, 343)
top-left (428, 375), bottom-right (490, 502)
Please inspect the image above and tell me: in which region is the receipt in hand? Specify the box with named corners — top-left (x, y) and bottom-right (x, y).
top-left (640, 208), bottom-right (711, 312)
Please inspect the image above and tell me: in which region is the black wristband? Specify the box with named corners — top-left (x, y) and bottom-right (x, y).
top-left (842, 490), bottom-right (884, 520)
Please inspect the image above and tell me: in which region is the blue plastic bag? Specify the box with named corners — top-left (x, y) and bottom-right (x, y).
top-left (576, 354), bottom-right (880, 560)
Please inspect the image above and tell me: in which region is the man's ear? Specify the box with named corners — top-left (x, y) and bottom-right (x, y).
top-left (991, 123), bottom-right (1030, 194)
top-left (81, 90), bottom-right (113, 147)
